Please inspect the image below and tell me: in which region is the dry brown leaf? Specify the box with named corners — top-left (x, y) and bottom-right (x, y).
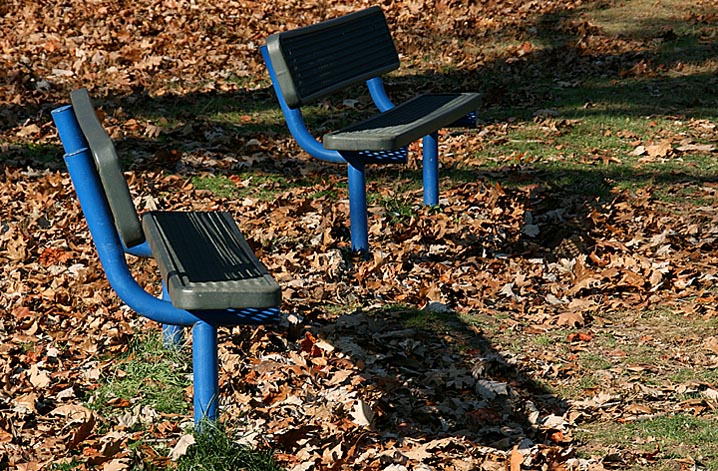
top-left (28, 364), bottom-right (51, 389)
top-left (169, 434), bottom-right (196, 461)
top-left (103, 460), bottom-right (130, 471)
top-left (350, 399), bottom-right (375, 427)
top-left (555, 311), bottom-right (585, 327)
top-left (510, 445), bottom-right (523, 471)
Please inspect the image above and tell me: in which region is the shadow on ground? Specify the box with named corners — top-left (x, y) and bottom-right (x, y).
top-left (322, 305), bottom-right (567, 447)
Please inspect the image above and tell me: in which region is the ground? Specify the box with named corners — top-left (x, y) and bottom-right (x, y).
top-left (1, 0), bottom-right (718, 469)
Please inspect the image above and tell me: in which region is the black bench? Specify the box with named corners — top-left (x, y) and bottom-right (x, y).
top-left (261, 6), bottom-right (481, 252)
top-left (51, 88), bottom-right (281, 425)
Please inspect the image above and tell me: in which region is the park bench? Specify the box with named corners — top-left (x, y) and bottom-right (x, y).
top-left (261, 6), bottom-right (481, 252)
top-left (51, 88), bottom-right (282, 425)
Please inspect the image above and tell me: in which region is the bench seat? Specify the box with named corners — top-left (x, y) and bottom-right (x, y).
top-left (142, 211), bottom-right (281, 311)
top-left (324, 93), bottom-right (482, 152)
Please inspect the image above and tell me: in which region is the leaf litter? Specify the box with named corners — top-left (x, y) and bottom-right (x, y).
top-left (2, 0), bottom-right (718, 469)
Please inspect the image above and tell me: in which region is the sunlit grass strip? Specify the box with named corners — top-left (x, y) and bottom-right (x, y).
top-left (580, 414), bottom-right (718, 470)
top-left (176, 420), bottom-right (283, 471)
top-left (87, 331), bottom-right (191, 418)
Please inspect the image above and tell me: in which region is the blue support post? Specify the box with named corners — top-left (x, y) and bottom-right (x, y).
top-left (422, 132), bottom-right (439, 206)
top-left (366, 77), bottom-right (395, 112)
top-left (161, 282), bottom-right (184, 347)
top-left (192, 320), bottom-right (219, 424)
top-left (53, 105), bottom-right (89, 151)
top-left (346, 160), bottom-right (369, 253)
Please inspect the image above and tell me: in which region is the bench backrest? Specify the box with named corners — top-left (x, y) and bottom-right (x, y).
top-left (264, 6), bottom-right (400, 108)
top-left (70, 89), bottom-right (145, 248)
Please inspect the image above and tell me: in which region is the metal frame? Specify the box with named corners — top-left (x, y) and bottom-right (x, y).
top-left (52, 104), bottom-right (279, 425)
top-left (262, 46), bottom-right (443, 253)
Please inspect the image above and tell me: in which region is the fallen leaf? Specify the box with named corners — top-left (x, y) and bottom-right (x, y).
top-left (29, 364), bottom-right (51, 389)
top-left (169, 434), bottom-right (196, 461)
top-left (350, 399), bottom-right (375, 427)
top-left (510, 445), bottom-right (523, 471)
top-left (556, 311), bottom-right (585, 327)
top-left (16, 124), bottom-right (41, 138)
top-left (103, 459), bottom-right (129, 471)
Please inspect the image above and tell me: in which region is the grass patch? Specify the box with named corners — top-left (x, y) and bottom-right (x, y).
top-left (191, 173), bottom-right (290, 200)
top-left (191, 175), bottom-right (239, 198)
top-left (669, 367), bottom-right (718, 385)
top-left (372, 193), bottom-right (416, 221)
top-left (2, 142), bottom-right (63, 168)
top-left (579, 414), bottom-right (718, 470)
top-left (87, 331), bottom-right (191, 421)
top-left (48, 460), bottom-right (84, 471)
top-left (584, 0), bottom-right (712, 39)
top-left (400, 307), bottom-right (446, 330)
top-left (176, 421), bottom-right (283, 471)
top-left (579, 352), bottom-right (611, 370)
top-left (126, 93), bottom-right (289, 136)
top-left (468, 107), bottom-right (718, 204)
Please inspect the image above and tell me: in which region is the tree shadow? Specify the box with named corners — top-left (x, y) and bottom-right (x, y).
top-left (2, 0), bottom-right (716, 179)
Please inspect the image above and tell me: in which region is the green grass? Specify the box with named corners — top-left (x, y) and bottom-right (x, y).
top-left (191, 175), bottom-right (239, 198)
top-left (191, 173), bottom-right (290, 200)
top-left (533, 334), bottom-right (557, 347)
top-left (2, 142), bottom-right (62, 168)
top-left (579, 414), bottom-right (718, 470)
top-left (400, 307), bottom-right (445, 330)
top-left (87, 332), bottom-right (191, 421)
top-left (175, 421), bottom-right (283, 471)
top-left (49, 460), bottom-right (84, 471)
top-left (372, 193), bottom-right (416, 221)
top-left (82, 333), bottom-right (283, 470)
top-left (468, 110), bottom-right (717, 203)
top-left (126, 93), bottom-right (288, 136)
top-left (669, 367), bottom-right (718, 385)
top-left (580, 352), bottom-right (612, 371)
top-left (584, 0), bottom-right (714, 39)
top-left (309, 187), bottom-right (339, 200)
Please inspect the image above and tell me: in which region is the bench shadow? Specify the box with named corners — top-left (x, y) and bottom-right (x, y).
top-left (218, 302), bottom-right (570, 464)
top-left (320, 305), bottom-right (567, 447)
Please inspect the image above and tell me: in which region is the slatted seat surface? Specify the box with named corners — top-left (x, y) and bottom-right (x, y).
top-left (142, 211), bottom-right (281, 311)
top-left (323, 93), bottom-right (482, 151)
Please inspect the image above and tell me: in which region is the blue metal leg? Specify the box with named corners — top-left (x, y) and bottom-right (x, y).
top-left (422, 132), bottom-right (439, 206)
top-left (161, 282), bottom-right (184, 348)
top-left (192, 320), bottom-right (219, 424)
top-left (52, 105), bottom-right (89, 153)
top-left (347, 160), bottom-right (369, 253)
top-left (163, 324), bottom-right (184, 347)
